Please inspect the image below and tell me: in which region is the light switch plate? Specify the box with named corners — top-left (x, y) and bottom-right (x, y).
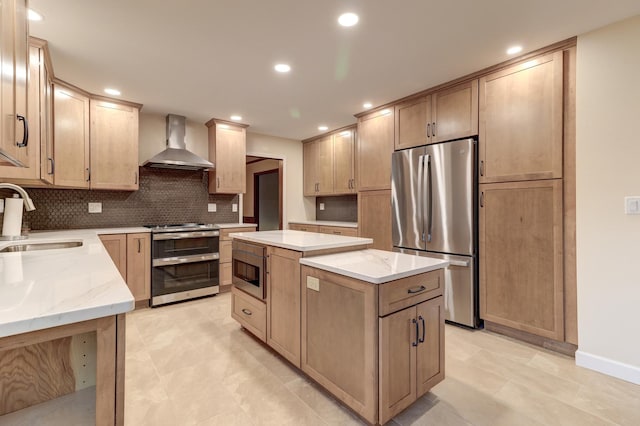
top-left (232, 203), bottom-right (238, 212)
top-left (319, 203), bottom-right (325, 211)
top-left (208, 203), bottom-right (217, 212)
top-left (306, 276), bottom-right (320, 291)
top-left (625, 196), bottom-right (640, 215)
top-left (88, 202), bottom-right (102, 214)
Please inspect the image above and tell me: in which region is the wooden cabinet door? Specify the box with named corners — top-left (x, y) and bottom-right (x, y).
top-left (0, 0), bottom-right (29, 167)
top-left (126, 233), bottom-right (151, 302)
top-left (90, 100), bottom-right (139, 190)
top-left (315, 136), bottom-right (334, 195)
top-left (208, 122), bottom-right (246, 193)
top-left (479, 51), bottom-right (563, 183)
top-left (333, 129), bottom-right (355, 193)
top-left (266, 247), bottom-right (302, 367)
top-left (379, 306), bottom-right (417, 424)
top-left (395, 96), bottom-right (430, 150)
top-left (415, 296), bottom-right (444, 396)
top-left (289, 223), bottom-right (319, 232)
top-left (53, 83), bottom-right (90, 188)
top-left (99, 234), bottom-right (127, 279)
top-left (479, 180), bottom-right (564, 340)
top-left (357, 109), bottom-right (394, 191)
top-left (219, 239), bottom-right (232, 263)
top-left (432, 80), bottom-right (478, 143)
top-left (358, 190), bottom-right (392, 250)
top-left (302, 141), bottom-right (317, 196)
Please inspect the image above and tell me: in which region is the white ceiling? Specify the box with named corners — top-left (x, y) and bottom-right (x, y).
top-left (29, 1), bottom-right (640, 141)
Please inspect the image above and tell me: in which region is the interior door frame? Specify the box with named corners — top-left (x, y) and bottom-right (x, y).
top-left (254, 166), bottom-right (283, 230)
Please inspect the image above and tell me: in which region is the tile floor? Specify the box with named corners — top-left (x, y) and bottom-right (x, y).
top-left (124, 293), bottom-right (640, 426)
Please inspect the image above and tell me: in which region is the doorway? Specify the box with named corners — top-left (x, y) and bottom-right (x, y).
top-left (243, 157), bottom-right (283, 230)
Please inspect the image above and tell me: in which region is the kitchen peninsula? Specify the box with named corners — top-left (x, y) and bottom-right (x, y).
top-left (0, 228), bottom-right (143, 425)
top-left (229, 230), bottom-right (449, 425)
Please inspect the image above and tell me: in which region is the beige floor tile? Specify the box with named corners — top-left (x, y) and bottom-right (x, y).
top-left (393, 394), bottom-right (472, 426)
top-left (445, 355), bottom-right (509, 395)
top-left (195, 409), bottom-right (257, 426)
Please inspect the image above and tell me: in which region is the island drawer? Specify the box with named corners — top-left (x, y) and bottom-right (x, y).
top-left (378, 269), bottom-right (443, 316)
top-left (231, 286), bottom-right (266, 341)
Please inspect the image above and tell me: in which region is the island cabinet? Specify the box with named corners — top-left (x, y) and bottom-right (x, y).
top-left (300, 266), bottom-right (445, 425)
top-left (207, 118), bottom-right (248, 194)
top-left (99, 233), bottom-right (151, 305)
top-left (395, 79), bottom-right (479, 150)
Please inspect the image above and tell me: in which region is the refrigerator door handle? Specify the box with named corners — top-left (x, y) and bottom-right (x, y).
top-left (426, 154), bottom-right (433, 243)
top-left (418, 154), bottom-right (426, 243)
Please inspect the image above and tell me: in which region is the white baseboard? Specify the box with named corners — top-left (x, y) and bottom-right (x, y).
top-left (575, 350), bottom-right (640, 385)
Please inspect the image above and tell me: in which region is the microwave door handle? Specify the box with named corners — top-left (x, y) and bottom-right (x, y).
top-left (426, 154), bottom-right (433, 243)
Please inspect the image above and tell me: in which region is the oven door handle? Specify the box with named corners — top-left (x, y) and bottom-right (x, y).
top-left (153, 231), bottom-right (220, 240)
top-left (153, 253), bottom-right (219, 267)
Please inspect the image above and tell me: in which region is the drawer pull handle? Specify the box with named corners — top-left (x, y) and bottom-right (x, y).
top-left (407, 285), bottom-right (426, 294)
top-left (241, 308), bottom-right (252, 316)
top-left (412, 318), bottom-right (419, 347)
top-left (418, 315), bottom-right (426, 343)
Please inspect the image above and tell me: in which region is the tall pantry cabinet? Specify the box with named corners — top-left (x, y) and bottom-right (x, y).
top-left (478, 47), bottom-right (577, 345)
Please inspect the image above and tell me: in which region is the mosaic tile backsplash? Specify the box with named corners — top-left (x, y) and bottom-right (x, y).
top-left (0, 168), bottom-right (239, 230)
top-left (316, 195), bottom-right (357, 222)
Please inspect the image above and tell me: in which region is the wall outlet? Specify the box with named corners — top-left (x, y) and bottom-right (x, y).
top-left (88, 202), bottom-right (102, 213)
top-left (208, 203), bottom-right (217, 212)
top-left (319, 203), bottom-right (325, 211)
top-left (625, 196), bottom-right (640, 215)
top-left (232, 203), bottom-right (238, 212)
top-left (306, 276), bottom-right (320, 292)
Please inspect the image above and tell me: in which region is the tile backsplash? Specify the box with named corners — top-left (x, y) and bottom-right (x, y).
top-left (0, 168), bottom-right (239, 231)
top-left (316, 195), bottom-right (357, 222)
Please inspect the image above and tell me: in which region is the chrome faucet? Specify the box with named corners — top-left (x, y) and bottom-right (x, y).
top-left (0, 183), bottom-right (36, 211)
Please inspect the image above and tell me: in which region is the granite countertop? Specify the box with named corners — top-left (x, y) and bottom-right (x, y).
top-left (215, 223), bottom-right (258, 229)
top-left (289, 220), bottom-right (358, 228)
top-left (229, 230), bottom-right (372, 252)
top-left (0, 228), bottom-right (139, 338)
top-left (300, 249), bottom-right (450, 284)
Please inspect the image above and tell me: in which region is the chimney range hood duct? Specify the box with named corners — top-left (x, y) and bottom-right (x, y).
top-left (143, 114), bottom-right (214, 170)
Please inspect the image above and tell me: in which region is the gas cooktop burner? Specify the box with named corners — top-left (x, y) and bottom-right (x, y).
top-left (145, 223), bottom-right (217, 233)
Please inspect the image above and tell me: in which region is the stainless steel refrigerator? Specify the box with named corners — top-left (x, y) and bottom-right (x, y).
top-left (391, 138), bottom-right (478, 328)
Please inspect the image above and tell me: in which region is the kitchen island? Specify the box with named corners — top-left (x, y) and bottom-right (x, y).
top-left (229, 230), bottom-right (449, 425)
top-left (0, 228), bottom-right (142, 425)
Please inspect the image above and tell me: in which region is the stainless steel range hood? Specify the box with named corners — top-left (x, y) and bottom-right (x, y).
top-left (143, 114), bottom-right (214, 170)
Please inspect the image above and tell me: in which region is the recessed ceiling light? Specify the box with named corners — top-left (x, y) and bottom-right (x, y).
top-left (506, 45), bottom-right (522, 55)
top-left (318, 125), bottom-right (329, 131)
top-left (274, 63), bottom-right (291, 73)
top-left (338, 12), bottom-right (359, 27)
top-left (104, 88), bottom-right (121, 96)
top-left (27, 9), bottom-right (43, 21)
top-left (363, 102), bottom-right (372, 109)
top-left (230, 115), bottom-right (242, 121)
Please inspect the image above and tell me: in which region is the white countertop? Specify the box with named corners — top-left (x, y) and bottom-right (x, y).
top-left (0, 229), bottom-right (137, 338)
top-left (300, 249), bottom-right (449, 284)
top-left (229, 230), bottom-right (372, 252)
top-left (289, 220), bottom-right (358, 228)
top-left (215, 223), bottom-right (258, 229)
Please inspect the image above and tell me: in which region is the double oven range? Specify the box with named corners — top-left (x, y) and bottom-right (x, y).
top-left (146, 223), bottom-right (220, 306)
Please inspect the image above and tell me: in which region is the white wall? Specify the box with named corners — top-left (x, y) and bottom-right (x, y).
top-left (246, 132), bottom-right (314, 227)
top-left (576, 14), bottom-right (640, 384)
top-left (138, 113), bottom-right (208, 165)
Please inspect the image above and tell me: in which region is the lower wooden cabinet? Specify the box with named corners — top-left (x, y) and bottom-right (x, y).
top-left (479, 179), bottom-right (564, 340)
top-left (266, 247), bottom-right (301, 367)
top-left (289, 223), bottom-right (357, 237)
top-left (288, 223), bottom-right (319, 233)
top-left (379, 296), bottom-right (444, 424)
top-left (99, 233), bottom-right (151, 304)
top-left (358, 190), bottom-right (392, 250)
top-left (231, 286), bottom-right (266, 342)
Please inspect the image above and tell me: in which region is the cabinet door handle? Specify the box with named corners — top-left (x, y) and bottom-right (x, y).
top-left (480, 160), bottom-right (484, 177)
top-left (48, 157), bottom-right (55, 175)
top-left (137, 239), bottom-right (141, 253)
top-left (134, 172), bottom-right (138, 185)
top-left (86, 168), bottom-right (91, 182)
top-left (412, 318), bottom-right (419, 347)
top-left (16, 115), bottom-right (28, 147)
top-left (426, 123), bottom-right (431, 138)
top-left (418, 315), bottom-right (426, 343)
top-left (217, 177), bottom-right (220, 188)
top-left (408, 285), bottom-right (426, 294)
top-left (432, 122), bottom-right (436, 137)
top-left (480, 191), bottom-right (484, 208)
top-left (241, 308), bottom-right (252, 316)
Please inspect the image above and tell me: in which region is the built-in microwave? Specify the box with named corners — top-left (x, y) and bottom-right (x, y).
top-left (232, 240), bottom-right (266, 300)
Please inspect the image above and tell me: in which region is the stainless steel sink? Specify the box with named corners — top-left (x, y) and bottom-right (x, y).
top-left (0, 241), bottom-right (83, 253)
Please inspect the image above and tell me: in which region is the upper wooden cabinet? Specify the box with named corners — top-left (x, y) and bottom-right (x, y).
top-left (395, 80), bottom-right (478, 150)
top-left (0, 0), bottom-right (29, 167)
top-left (53, 82), bottom-right (90, 189)
top-left (0, 38), bottom-right (54, 185)
top-left (90, 99), bottom-right (140, 190)
top-left (207, 118), bottom-right (248, 194)
top-left (302, 126), bottom-right (356, 196)
top-left (479, 51), bottom-right (563, 183)
top-left (357, 109), bottom-right (394, 191)
top-left (479, 179), bottom-right (564, 341)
